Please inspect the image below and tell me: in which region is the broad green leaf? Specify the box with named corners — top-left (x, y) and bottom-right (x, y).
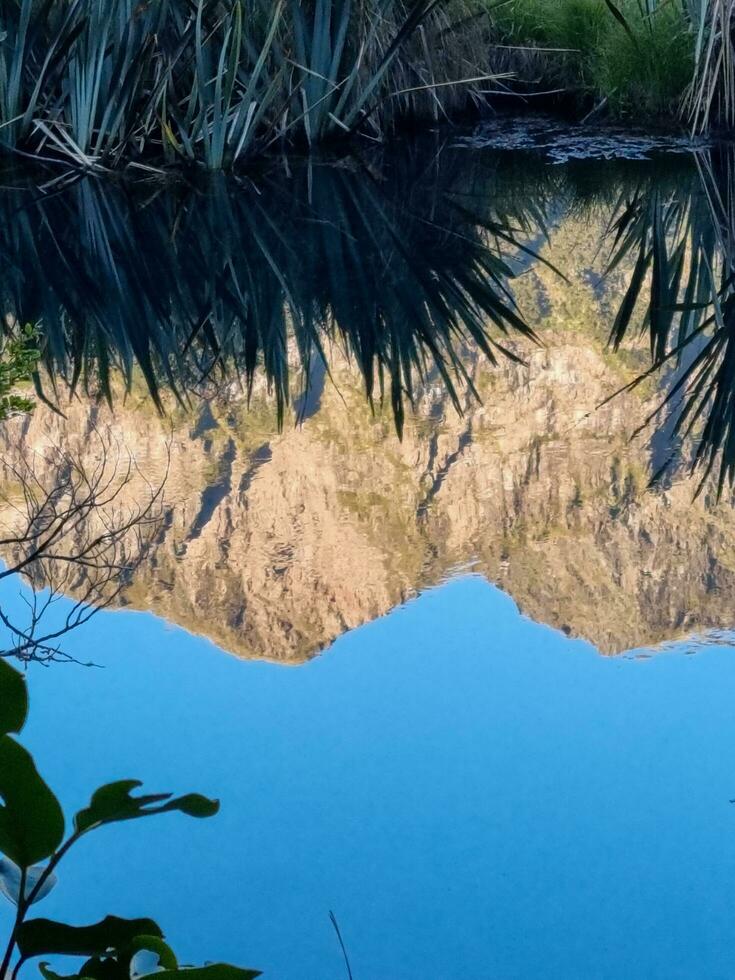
top-left (128, 936), bottom-right (178, 977)
top-left (155, 967), bottom-right (262, 980)
top-left (0, 736), bottom-right (64, 867)
top-left (0, 658), bottom-right (28, 734)
top-left (17, 916), bottom-right (163, 958)
top-left (74, 781), bottom-right (219, 834)
top-left (0, 856), bottom-right (57, 906)
top-left (79, 955), bottom-right (130, 980)
top-left (131, 949), bottom-right (168, 980)
top-left (39, 964), bottom-right (94, 980)
top-left (80, 957), bottom-right (261, 980)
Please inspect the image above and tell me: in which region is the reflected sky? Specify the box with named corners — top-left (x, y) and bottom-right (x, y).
top-left (5, 575), bottom-right (735, 979)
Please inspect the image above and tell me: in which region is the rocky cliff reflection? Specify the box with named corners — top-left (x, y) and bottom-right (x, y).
top-left (1, 142), bottom-right (734, 661)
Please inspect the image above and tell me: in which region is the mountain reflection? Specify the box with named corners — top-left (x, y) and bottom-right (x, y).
top-left (1, 139), bottom-right (735, 661)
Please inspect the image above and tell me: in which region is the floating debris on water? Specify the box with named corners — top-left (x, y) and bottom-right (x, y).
top-left (455, 117), bottom-right (712, 163)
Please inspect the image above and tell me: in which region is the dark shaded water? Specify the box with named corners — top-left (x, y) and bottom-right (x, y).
top-left (3, 126), bottom-right (735, 978)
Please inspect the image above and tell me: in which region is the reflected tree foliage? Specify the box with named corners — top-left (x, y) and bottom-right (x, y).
top-left (3, 139), bottom-right (735, 501)
top-left (601, 144), bottom-right (735, 497)
top-left (0, 142), bottom-right (554, 436)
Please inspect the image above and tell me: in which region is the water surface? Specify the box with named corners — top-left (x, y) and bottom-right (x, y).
top-left (2, 127), bottom-right (735, 978)
top-left (9, 576), bottom-right (735, 979)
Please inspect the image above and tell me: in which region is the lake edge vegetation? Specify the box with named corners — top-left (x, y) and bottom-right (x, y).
top-left (0, 0), bottom-right (733, 175)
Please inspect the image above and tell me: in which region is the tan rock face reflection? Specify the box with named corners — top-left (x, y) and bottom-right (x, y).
top-left (2, 212), bottom-right (734, 661)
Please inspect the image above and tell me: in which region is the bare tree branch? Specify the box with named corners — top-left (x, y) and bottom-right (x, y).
top-left (0, 423), bottom-right (169, 664)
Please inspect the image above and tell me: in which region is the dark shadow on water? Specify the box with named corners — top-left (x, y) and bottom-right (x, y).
top-left (0, 140), bottom-right (558, 438)
top-left (2, 136), bottom-right (735, 494)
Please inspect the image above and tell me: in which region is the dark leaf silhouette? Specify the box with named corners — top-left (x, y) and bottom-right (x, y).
top-left (0, 657), bottom-right (258, 978)
top-left (17, 916), bottom-right (164, 959)
top-left (74, 781), bottom-right (219, 834)
top-left (0, 736), bottom-right (64, 868)
top-left (0, 659), bottom-right (27, 734)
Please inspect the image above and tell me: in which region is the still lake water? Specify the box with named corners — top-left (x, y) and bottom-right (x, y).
top-left (2, 126), bottom-right (735, 977)
top-left (9, 578), bottom-right (735, 979)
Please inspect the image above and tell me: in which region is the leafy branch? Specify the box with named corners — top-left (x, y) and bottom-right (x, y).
top-left (0, 658), bottom-right (261, 980)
